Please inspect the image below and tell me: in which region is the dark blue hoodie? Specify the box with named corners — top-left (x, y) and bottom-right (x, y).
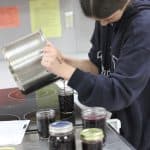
top-left (68, 0), bottom-right (150, 149)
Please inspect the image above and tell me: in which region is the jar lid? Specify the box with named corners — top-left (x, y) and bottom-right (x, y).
top-left (80, 128), bottom-right (104, 142)
top-left (49, 121), bottom-right (73, 134)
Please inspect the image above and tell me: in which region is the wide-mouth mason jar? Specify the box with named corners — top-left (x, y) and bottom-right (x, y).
top-left (81, 107), bottom-right (107, 142)
top-left (80, 128), bottom-right (104, 150)
top-left (49, 121), bottom-right (76, 150)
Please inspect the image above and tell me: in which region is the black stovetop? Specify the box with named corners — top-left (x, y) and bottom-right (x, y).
top-left (0, 87), bottom-right (37, 120)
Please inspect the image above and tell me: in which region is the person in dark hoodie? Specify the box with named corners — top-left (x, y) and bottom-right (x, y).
top-left (41, 0), bottom-right (150, 149)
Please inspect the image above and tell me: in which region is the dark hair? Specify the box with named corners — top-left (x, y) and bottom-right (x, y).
top-left (80, 0), bottom-right (128, 19)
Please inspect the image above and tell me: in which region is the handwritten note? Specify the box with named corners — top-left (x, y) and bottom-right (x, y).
top-left (0, 7), bottom-right (20, 28)
top-left (29, 0), bottom-right (62, 38)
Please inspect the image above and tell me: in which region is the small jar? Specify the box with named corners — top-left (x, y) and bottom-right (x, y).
top-left (80, 128), bottom-right (104, 150)
top-left (49, 121), bottom-right (76, 150)
top-left (58, 85), bottom-right (75, 124)
top-left (81, 107), bottom-right (107, 142)
top-left (36, 109), bottom-right (55, 139)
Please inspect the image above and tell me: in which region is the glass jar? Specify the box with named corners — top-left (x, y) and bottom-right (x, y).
top-left (49, 121), bottom-right (76, 150)
top-left (58, 85), bottom-right (75, 124)
top-left (36, 109), bottom-right (55, 139)
top-left (80, 128), bottom-right (104, 150)
top-left (81, 107), bottom-right (107, 142)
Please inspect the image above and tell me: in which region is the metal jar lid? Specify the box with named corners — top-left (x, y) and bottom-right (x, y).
top-left (49, 121), bottom-right (73, 135)
top-left (80, 128), bottom-right (104, 142)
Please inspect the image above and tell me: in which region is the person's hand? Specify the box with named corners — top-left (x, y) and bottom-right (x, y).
top-left (41, 42), bottom-right (75, 80)
top-left (41, 42), bottom-right (63, 73)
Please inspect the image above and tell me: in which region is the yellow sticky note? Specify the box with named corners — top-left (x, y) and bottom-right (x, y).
top-left (0, 147), bottom-right (15, 150)
top-left (29, 0), bottom-right (62, 38)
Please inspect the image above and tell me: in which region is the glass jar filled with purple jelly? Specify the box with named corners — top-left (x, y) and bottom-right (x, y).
top-left (80, 128), bottom-right (104, 150)
top-left (48, 121), bottom-right (76, 150)
top-left (81, 107), bottom-right (107, 142)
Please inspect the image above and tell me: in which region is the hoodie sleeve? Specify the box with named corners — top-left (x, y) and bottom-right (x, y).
top-left (68, 10), bottom-right (150, 111)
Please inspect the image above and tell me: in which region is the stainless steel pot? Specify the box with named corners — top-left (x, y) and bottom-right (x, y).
top-left (1, 30), bottom-right (60, 94)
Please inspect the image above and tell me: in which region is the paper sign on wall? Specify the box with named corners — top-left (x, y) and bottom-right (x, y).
top-left (29, 0), bottom-right (62, 38)
top-left (0, 7), bottom-right (20, 28)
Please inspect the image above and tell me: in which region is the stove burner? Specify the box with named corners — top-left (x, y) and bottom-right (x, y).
top-left (24, 111), bottom-right (36, 123)
top-left (0, 114), bottom-right (20, 121)
top-left (8, 89), bottom-right (25, 102)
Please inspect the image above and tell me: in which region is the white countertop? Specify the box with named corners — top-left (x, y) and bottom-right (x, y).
top-left (0, 61), bottom-right (17, 89)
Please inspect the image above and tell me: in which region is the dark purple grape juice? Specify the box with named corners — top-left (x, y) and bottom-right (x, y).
top-left (49, 134), bottom-right (75, 150)
top-left (58, 91), bottom-right (75, 124)
top-left (58, 94), bottom-right (74, 112)
top-left (60, 112), bottom-right (75, 124)
top-left (82, 141), bottom-right (102, 150)
top-left (82, 116), bottom-right (106, 130)
top-left (37, 117), bottom-right (55, 139)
